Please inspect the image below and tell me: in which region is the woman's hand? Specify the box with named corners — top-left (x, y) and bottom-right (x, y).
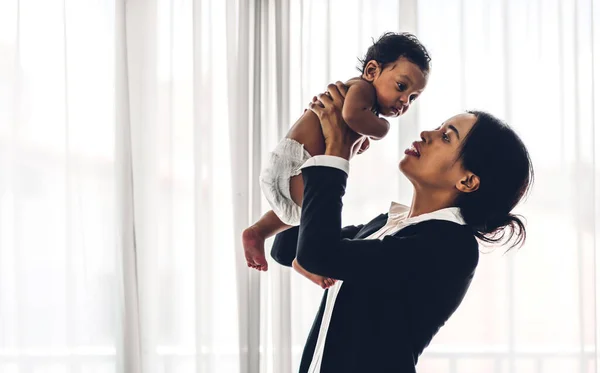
top-left (309, 82), bottom-right (363, 160)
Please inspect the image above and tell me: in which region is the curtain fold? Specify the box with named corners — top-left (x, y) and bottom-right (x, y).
top-left (115, 0), bottom-right (141, 372)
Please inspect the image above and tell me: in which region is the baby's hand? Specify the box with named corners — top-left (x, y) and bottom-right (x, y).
top-left (357, 137), bottom-right (370, 154)
top-left (351, 136), bottom-right (370, 157)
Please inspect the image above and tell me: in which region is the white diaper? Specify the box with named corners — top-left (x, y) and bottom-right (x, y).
top-left (259, 138), bottom-right (312, 226)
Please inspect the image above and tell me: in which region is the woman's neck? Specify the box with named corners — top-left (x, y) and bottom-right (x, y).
top-left (407, 187), bottom-right (456, 219)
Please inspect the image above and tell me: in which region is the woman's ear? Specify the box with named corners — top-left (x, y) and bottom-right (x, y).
top-left (456, 173), bottom-right (480, 193)
top-left (363, 60), bottom-right (381, 82)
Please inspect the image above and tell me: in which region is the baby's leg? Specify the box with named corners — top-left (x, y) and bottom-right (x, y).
top-left (243, 173), bottom-right (303, 271)
top-left (243, 210), bottom-right (290, 271)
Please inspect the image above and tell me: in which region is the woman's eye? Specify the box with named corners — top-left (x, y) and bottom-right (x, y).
top-left (443, 133), bottom-right (450, 142)
top-left (409, 95), bottom-right (417, 103)
top-left (397, 83), bottom-right (407, 91)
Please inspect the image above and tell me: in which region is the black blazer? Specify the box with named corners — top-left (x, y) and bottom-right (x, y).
top-left (271, 166), bottom-right (479, 373)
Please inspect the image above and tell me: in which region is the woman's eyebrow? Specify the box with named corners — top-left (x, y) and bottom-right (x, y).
top-left (448, 124), bottom-right (460, 139)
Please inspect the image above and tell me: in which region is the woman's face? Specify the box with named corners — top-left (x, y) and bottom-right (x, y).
top-left (399, 113), bottom-right (478, 191)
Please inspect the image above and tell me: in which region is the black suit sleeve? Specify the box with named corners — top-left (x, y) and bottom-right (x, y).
top-left (295, 166), bottom-right (478, 283)
top-left (270, 222), bottom-right (365, 268)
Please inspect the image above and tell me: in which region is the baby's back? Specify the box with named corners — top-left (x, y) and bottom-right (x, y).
top-left (285, 78), bottom-right (363, 157)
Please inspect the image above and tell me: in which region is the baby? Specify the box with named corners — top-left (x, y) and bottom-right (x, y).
top-left (243, 32), bottom-right (431, 288)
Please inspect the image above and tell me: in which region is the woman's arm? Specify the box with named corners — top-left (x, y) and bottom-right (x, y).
top-left (295, 165), bottom-right (478, 283)
top-left (270, 223), bottom-right (365, 268)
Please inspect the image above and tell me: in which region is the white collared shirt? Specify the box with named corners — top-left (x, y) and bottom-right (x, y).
top-left (300, 155), bottom-right (466, 373)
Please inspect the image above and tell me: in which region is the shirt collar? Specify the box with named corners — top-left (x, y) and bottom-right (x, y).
top-left (387, 201), bottom-right (466, 226)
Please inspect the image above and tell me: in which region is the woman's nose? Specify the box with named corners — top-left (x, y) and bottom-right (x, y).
top-left (420, 131), bottom-right (429, 143)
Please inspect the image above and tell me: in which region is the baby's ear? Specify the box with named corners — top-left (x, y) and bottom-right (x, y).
top-left (363, 60), bottom-right (380, 82)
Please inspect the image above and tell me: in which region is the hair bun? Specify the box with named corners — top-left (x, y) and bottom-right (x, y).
top-left (477, 213), bottom-right (526, 250)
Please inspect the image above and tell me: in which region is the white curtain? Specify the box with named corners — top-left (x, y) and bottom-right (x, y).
top-left (0, 0), bottom-right (599, 373)
top-left (0, 0), bottom-right (122, 372)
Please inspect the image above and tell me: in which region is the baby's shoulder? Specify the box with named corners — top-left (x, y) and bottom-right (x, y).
top-left (345, 77), bottom-right (375, 94)
top-left (345, 77), bottom-right (370, 87)
top-left (344, 77), bottom-right (376, 106)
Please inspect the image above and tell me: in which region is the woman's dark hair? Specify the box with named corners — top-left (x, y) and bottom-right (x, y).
top-left (357, 32), bottom-right (431, 76)
top-left (455, 111), bottom-right (534, 250)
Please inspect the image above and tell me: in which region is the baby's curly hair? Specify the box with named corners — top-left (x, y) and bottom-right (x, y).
top-left (358, 32), bottom-right (431, 76)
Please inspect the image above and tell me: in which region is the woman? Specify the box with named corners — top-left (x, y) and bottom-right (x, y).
top-left (270, 82), bottom-right (533, 372)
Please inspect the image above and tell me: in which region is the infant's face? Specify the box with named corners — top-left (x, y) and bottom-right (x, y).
top-left (371, 57), bottom-right (428, 117)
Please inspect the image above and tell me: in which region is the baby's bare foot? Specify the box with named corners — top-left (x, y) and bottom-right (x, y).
top-left (242, 226), bottom-right (268, 271)
top-left (292, 259), bottom-right (337, 289)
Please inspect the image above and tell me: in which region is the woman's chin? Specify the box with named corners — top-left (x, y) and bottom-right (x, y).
top-left (399, 156), bottom-right (418, 179)
top-left (399, 154), bottom-right (411, 166)
top-left (398, 157), bottom-right (409, 173)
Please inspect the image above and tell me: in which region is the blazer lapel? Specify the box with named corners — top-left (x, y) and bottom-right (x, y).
top-left (354, 214), bottom-right (388, 239)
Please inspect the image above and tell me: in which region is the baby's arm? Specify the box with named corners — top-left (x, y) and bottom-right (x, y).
top-left (342, 79), bottom-right (390, 140)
